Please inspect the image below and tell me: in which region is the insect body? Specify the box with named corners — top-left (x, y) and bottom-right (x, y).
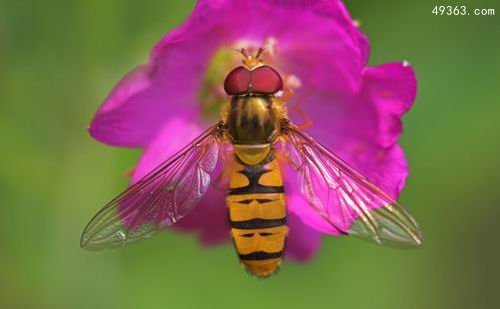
top-left (81, 48), bottom-right (423, 278)
top-left (224, 60), bottom-right (287, 276)
top-left (227, 155), bottom-right (287, 277)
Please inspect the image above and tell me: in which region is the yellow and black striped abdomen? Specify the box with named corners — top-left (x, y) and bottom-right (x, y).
top-left (226, 153), bottom-right (287, 277)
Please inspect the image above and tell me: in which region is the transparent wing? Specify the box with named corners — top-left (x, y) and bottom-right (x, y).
top-left (281, 123), bottom-right (423, 247)
top-left (81, 123), bottom-right (223, 250)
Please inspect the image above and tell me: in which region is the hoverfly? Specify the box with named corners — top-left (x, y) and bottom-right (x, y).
top-left (81, 48), bottom-right (422, 278)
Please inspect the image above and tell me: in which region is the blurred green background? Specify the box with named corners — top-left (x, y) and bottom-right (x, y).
top-left (1, 0), bottom-right (499, 308)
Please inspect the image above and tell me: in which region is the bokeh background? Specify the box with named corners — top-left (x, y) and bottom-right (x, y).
top-left (1, 0), bottom-right (499, 308)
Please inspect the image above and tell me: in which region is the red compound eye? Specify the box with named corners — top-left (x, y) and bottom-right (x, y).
top-left (224, 66), bottom-right (251, 95)
top-left (250, 66), bottom-right (283, 94)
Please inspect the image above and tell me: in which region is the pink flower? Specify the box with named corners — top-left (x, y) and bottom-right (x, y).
top-left (89, 0), bottom-right (417, 261)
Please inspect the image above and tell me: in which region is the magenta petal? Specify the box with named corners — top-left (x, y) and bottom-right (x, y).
top-left (131, 118), bottom-right (202, 183)
top-left (318, 62), bottom-right (415, 197)
top-left (89, 2), bottom-right (222, 147)
top-left (88, 52), bottom-right (204, 148)
top-left (350, 143), bottom-right (409, 199)
top-left (89, 64), bottom-right (156, 147)
top-left (285, 212), bottom-right (322, 261)
top-left (273, 0), bottom-right (369, 93)
top-left (334, 0), bottom-right (371, 66)
top-left (294, 62), bottom-right (416, 150)
top-left (362, 62), bottom-right (417, 147)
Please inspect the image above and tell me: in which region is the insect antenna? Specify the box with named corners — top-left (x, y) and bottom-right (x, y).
top-left (231, 47), bottom-right (265, 60)
top-left (232, 47), bottom-right (266, 69)
top-left (255, 47), bottom-right (265, 60)
top-left (240, 48), bottom-right (250, 58)
top-left (230, 47), bottom-right (251, 59)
